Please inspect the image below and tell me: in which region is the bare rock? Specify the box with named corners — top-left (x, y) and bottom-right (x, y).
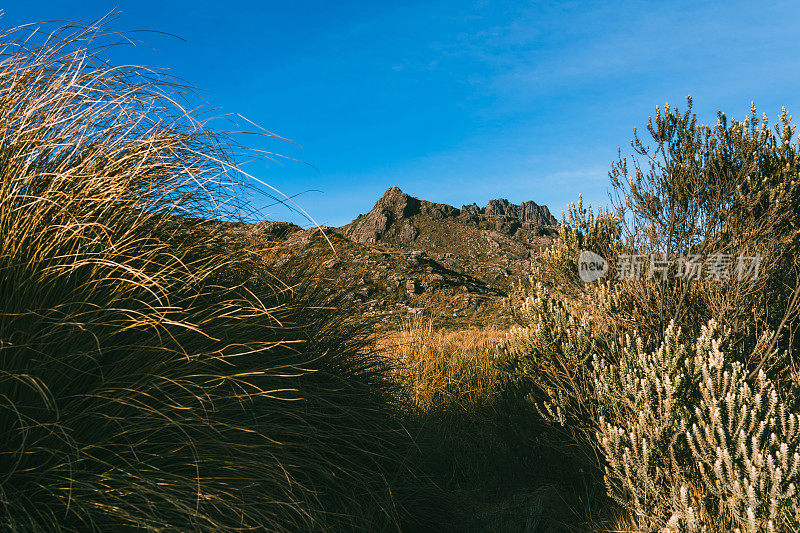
top-left (405, 279), bottom-right (420, 294)
top-left (400, 221), bottom-right (418, 241)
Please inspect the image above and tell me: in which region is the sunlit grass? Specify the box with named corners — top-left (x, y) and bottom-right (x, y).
top-left (379, 314), bottom-right (506, 412)
top-left (0, 16), bottom-right (422, 532)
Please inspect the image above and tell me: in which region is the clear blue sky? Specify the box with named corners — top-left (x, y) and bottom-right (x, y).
top-left (4, 2), bottom-right (800, 226)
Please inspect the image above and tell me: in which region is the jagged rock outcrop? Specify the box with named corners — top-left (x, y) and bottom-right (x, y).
top-left (342, 186), bottom-right (557, 245)
top-left (461, 198), bottom-right (557, 225)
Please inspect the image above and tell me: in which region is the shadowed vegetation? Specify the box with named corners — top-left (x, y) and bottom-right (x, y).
top-left (0, 17), bottom-right (438, 532)
top-left (5, 13), bottom-right (800, 533)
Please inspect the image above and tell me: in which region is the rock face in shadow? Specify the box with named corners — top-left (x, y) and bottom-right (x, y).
top-left (342, 186), bottom-right (557, 245)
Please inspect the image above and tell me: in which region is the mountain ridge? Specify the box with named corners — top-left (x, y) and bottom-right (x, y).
top-left (205, 186), bottom-right (560, 327)
top-left (341, 186), bottom-right (558, 245)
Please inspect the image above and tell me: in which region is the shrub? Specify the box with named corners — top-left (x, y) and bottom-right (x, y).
top-left (505, 95), bottom-right (800, 530)
top-left (609, 97), bottom-right (800, 374)
top-left (597, 319), bottom-right (800, 532)
top-left (501, 282), bottom-right (597, 439)
top-left (503, 285), bottom-right (800, 531)
top-left (538, 195), bottom-right (622, 291)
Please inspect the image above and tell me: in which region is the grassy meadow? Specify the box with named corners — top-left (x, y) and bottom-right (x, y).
top-left (2, 17), bottom-right (800, 533)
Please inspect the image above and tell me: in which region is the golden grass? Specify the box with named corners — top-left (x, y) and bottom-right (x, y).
top-left (0, 16), bottom-right (429, 531)
top-left (378, 314), bottom-right (507, 412)
top-left (376, 316), bottom-right (617, 531)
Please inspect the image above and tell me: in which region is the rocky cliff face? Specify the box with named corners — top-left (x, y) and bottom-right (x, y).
top-left (341, 186), bottom-right (558, 245)
top-left (461, 198), bottom-right (557, 226)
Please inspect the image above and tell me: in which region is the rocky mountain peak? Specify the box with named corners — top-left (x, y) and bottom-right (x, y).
top-left (342, 187), bottom-right (558, 245)
top-left (462, 198), bottom-right (557, 226)
top-left (207, 186), bottom-right (559, 327)
top-left (375, 186), bottom-right (421, 220)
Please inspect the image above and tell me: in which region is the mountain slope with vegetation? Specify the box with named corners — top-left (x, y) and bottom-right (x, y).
top-left (207, 186), bottom-right (560, 328)
top-left (5, 14), bottom-right (800, 533)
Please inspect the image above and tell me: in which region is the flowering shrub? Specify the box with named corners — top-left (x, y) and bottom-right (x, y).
top-left (501, 282), bottom-right (596, 429)
top-left (539, 195), bottom-right (622, 289)
top-left (504, 284), bottom-right (800, 531)
top-left (505, 97), bottom-right (800, 531)
top-left (598, 319), bottom-right (800, 532)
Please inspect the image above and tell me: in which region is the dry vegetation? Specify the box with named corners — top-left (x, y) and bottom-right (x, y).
top-left (378, 315), bottom-right (614, 532)
top-left (0, 18), bottom-right (430, 532)
top-left (3, 14), bottom-right (800, 533)
top-left (379, 315), bottom-right (506, 411)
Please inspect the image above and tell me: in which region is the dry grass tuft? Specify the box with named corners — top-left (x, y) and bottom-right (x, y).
top-left (380, 314), bottom-right (506, 412)
top-left (0, 16), bottom-right (426, 532)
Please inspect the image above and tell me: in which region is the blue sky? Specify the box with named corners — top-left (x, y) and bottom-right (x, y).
top-left (4, 1), bottom-right (800, 226)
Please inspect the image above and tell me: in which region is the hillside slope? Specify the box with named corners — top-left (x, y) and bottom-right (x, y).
top-left (213, 187), bottom-right (560, 327)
